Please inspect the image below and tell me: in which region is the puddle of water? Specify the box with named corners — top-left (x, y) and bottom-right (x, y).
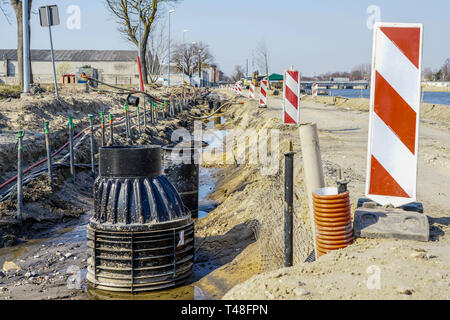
top-left (198, 166), bottom-right (218, 220)
top-left (197, 117), bottom-right (225, 220)
top-left (0, 213), bottom-right (91, 267)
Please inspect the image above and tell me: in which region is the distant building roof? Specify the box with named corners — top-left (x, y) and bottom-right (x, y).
top-left (0, 49), bottom-right (138, 62)
top-left (269, 73), bottom-right (283, 81)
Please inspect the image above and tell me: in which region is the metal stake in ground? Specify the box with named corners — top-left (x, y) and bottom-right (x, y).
top-left (124, 102), bottom-right (131, 140)
top-left (284, 141), bottom-right (296, 267)
top-left (143, 97), bottom-right (147, 129)
top-left (44, 121), bottom-right (54, 190)
top-left (16, 131), bottom-right (24, 222)
top-left (88, 114), bottom-right (96, 177)
top-left (150, 101), bottom-right (154, 124)
top-left (109, 114), bottom-right (114, 146)
top-left (68, 116), bottom-right (76, 183)
top-left (137, 105), bottom-right (142, 137)
top-left (100, 111), bottom-right (105, 147)
top-left (153, 101), bottom-right (158, 123)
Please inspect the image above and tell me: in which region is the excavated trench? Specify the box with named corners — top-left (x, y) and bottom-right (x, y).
top-left (0, 93), bottom-right (237, 300)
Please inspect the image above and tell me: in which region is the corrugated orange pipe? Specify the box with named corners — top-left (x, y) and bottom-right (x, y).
top-left (313, 188), bottom-right (353, 257)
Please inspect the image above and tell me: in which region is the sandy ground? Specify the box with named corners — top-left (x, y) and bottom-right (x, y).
top-left (423, 85), bottom-right (450, 93)
top-left (215, 88), bottom-right (450, 300)
top-left (0, 85), bottom-right (449, 300)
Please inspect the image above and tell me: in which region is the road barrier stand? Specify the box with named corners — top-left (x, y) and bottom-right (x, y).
top-left (249, 83), bottom-right (255, 100)
top-left (44, 121), bottom-right (54, 190)
top-left (365, 23), bottom-right (423, 207)
top-left (16, 131), bottom-right (24, 222)
top-left (259, 79), bottom-right (268, 108)
top-left (312, 82), bottom-right (318, 100)
top-left (68, 116), bottom-right (76, 183)
top-left (283, 67), bottom-right (301, 124)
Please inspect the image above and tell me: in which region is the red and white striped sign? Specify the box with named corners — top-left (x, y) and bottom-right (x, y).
top-left (312, 82), bottom-right (318, 99)
top-left (283, 68), bottom-right (300, 124)
top-left (237, 83), bottom-right (242, 96)
top-left (365, 23), bottom-right (423, 207)
top-left (259, 79), bottom-right (268, 107)
top-left (249, 83), bottom-right (255, 99)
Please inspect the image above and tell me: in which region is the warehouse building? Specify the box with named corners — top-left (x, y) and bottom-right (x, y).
top-left (0, 49), bottom-right (140, 85)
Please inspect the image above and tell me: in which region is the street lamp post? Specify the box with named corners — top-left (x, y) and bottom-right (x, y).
top-left (168, 9), bottom-right (175, 88)
top-left (182, 29), bottom-right (188, 86)
top-left (22, 0), bottom-right (30, 95)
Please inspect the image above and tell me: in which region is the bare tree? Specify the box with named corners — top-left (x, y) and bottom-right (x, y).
top-left (351, 64), bottom-right (371, 80)
top-left (191, 42), bottom-right (214, 78)
top-left (441, 59), bottom-right (450, 81)
top-left (147, 22), bottom-right (168, 82)
top-left (422, 67), bottom-right (434, 81)
top-left (105, 0), bottom-right (180, 84)
top-left (231, 65), bottom-right (245, 82)
top-left (171, 42), bottom-right (196, 78)
top-left (255, 41), bottom-right (270, 89)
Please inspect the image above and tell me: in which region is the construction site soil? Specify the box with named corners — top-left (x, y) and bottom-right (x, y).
top-left (0, 86), bottom-right (449, 300)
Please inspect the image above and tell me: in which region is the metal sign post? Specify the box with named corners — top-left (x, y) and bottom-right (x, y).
top-left (39, 5), bottom-right (60, 98)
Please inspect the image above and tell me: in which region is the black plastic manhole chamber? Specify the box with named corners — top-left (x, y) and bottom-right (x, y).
top-left (163, 144), bottom-right (201, 218)
top-left (87, 146), bottom-right (194, 293)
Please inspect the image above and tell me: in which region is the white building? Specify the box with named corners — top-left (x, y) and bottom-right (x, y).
top-left (0, 49), bottom-right (141, 85)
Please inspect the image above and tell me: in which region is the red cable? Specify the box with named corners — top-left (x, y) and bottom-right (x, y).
top-left (0, 114), bottom-right (127, 191)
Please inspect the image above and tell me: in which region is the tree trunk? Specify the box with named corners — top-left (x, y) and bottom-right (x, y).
top-left (11, 1), bottom-right (23, 88)
top-left (140, 25), bottom-right (151, 85)
top-left (141, 45), bottom-right (149, 85)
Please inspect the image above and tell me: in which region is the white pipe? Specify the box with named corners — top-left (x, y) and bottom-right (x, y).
top-left (299, 123), bottom-right (325, 260)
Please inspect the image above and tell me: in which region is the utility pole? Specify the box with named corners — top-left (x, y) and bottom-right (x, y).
top-left (138, 0), bottom-right (142, 91)
top-left (246, 59), bottom-right (249, 78)
top-left (168, 9), bottom-right (175, 87)
top-left (182, 29), bottom-right (188, 86)
top-left (22, 0), bottom-right (30, 95)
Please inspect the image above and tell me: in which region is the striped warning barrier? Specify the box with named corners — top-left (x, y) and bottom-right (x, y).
top-left (237, 83), bottom-right (242, 96)
top-left (365, 22), bottom-right (423, 207)
top-left (249, 83), bottom-right (255, 99)
top-left (283, 68), bottom-right (300, 124)
top-left (259, 79), bottom-right (268, 107)
top-left (312, 82), bottom-right (318, 99)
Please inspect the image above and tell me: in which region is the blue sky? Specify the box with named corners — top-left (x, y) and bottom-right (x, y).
top-left (1, 0), bottom-right (449, 76)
